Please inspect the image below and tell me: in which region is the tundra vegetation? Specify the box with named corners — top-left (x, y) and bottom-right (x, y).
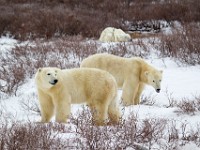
top-left (0, 0), bottom-right (200, 149)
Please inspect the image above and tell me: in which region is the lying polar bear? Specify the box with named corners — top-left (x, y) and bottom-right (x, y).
top-left (99, 27), bottom-right (131, 42)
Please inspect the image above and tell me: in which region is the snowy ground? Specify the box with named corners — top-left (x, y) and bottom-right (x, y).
top-left (0, 36), bottom-right (200, 149)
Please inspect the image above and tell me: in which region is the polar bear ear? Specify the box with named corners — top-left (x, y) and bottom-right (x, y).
top-left (145, 71), bottom-right (149, 76)
top-left (38, 68), bottom-right (42, 72)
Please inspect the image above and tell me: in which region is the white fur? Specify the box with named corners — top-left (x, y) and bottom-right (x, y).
top-left (81, 53), bottom-right (163, 106)
top-left (99, 27), bottom-right (131, 42)
top-left (35, 67), bottom-right (121, 125)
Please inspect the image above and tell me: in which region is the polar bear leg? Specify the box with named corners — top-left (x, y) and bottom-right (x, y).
top-left (38, 90), bottom-right (54, 123)
top-left (54, 96), bottom-right (71, 123)
top-left (89, 102), bottom-right (109, 126)
top-left (108, 100), bottom-right (121, 124)
top-left (134, 83), bottom-right (145, 105)
top-left (122, 80), bottom-right (139, 106)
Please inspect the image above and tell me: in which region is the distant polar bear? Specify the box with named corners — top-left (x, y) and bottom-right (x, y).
top-left (99, 27), bottom-right (131, 42)
top-left (35, 67), bottom-right (121, 125)
top-left (81, 53), bottom-right (163, 106)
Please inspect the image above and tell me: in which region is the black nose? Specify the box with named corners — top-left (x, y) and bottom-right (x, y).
top-left (54, 79), bottom-right (58, 84)
top-left (156, 89), bottom-right (161, 93)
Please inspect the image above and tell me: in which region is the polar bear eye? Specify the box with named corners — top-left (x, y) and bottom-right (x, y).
top-left (153, 80), bottom-right (155, 82)
top-left (47, 73), bottom-right (51, 76)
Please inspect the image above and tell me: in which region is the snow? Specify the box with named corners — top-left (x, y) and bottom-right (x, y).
top-left (180, 143), bottom-right (200, 150)
top-left (142, 65), bottom-right (200, 104)
top-left (0, 35), bottom-right (18, 52)
top-left (1, 36), bottom-right (200, 149)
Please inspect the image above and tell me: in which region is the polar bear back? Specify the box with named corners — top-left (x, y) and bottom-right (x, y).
top-left (81, 53), bottom-right (160, 87)
top-left (81, 53), bottom-right (141, 87)
top-left (61, 68), bottom-right (117, 104)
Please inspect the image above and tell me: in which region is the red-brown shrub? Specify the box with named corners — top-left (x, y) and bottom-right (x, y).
top-left (0, 0), bottom-right (200, 40)
top-left (160, 23), bottom-right (200, 65)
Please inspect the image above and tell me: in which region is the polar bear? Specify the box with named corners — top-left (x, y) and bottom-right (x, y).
top-left (35, 67), bottom-right (121, 125)
top-left (81, 53), bottom-right (163, 106)
top-left (99, 27), bottom-right (131, 42)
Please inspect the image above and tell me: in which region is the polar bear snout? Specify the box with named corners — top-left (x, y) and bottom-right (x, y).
top-left (53, 79), bottom-right (58, 84)
top-left (156, 89), bottom-right (161, 93)
top-left (49, 79), bottom-right (58, 85)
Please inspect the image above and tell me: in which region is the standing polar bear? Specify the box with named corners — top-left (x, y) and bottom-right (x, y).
top-left (81, 53), bottom-right (163, 106)
top-left (99, 27), bottom-right (131, 42)
top-left (35, 67), bottom-right (121, 125)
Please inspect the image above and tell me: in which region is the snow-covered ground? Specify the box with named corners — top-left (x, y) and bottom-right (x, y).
top-left (0, 36), bottom-right (200, 149)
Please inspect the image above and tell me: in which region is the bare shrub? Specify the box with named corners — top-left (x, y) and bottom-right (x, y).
top-left (0, 64), bottom-right (25, 96)
top-left (99, 41), bottom-right (150, 59)
top-left (176, 95), bottom-right (200, 115)
top-left (166, 121), bottom-right (179, 149)
top-left (195, 95), bottom-right (200, 111)
top-left (165, 121), bottom-right (200, 149)
top-left (1, 105), bottom-right (200, 149)
top-left (0, 38), bottom-right (85, 95)
top-left (70, 106), bottom-right (111, 149)
top-left (98, 42), bottom-right (129, 57)
top-left (160, 23), bottom-right (200, 65)
top-left (140, 94), bottom-right (156, 106)
top-left (71, 110), bottom-right (200, 149)
top-left (192, 124), bottom-right (200, 147)
top-left (20, 93), bottom-right (40, 115)
top-left (164, 89), bottom-right (177, 108)
top-left (0, 0), bottom-right (200, 40)
top-left (179, 122), bottom-right (200, 146)
top-left (0, 122), bottom-right (69, 149)
top-left (177, 98), bottom-right (196, 115)
top-left (54, 39), bottom-right (98, 62)
top-left (70, 106), bottom-right (167, 149)
top-left (131, 39), bottom-right (151, 58)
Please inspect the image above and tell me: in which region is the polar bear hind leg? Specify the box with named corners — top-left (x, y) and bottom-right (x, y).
top-left (108, 98), bottom-right (121, 124)
top-left (89, 101), bottom-right (109, 126)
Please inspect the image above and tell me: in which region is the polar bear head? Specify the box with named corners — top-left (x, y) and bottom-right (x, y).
top-left (114, 29), bottom-right (132, 42)
top-left (122, 34), bottom-right (132, 42)
top-left (35, 67), bottom-right (61, 89)
top-left (145, 70), bottom-right (163, 93)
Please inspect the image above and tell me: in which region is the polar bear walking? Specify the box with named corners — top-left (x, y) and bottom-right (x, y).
top-left (81, 53), bottom-right (163, 106)
top-left (99, 27), bottom-right (131, 42)
top-left (35, 67), bottom-right (121, 125)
